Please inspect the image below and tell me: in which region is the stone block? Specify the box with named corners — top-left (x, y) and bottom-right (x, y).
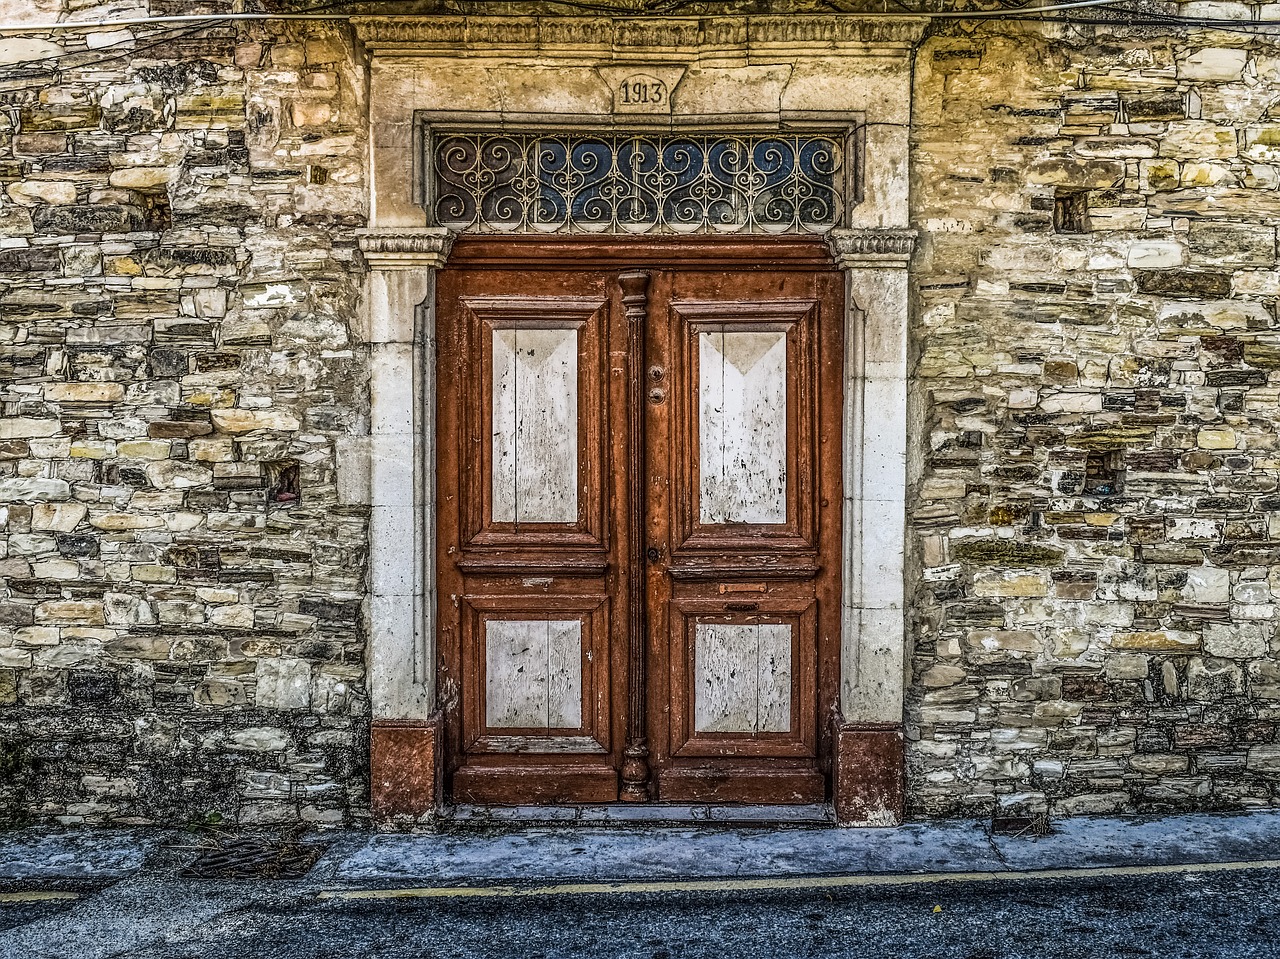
top-left (212, 409), bottom-right (301, 433)
top-left (1197, 428), bottom-right (1238, 450)
top-left (1187, 657), bottom-right (1245, 699)
top-left (1203, 622), bottom-right (1271, 658)
top-left (103, 594), bottom-right (155, 627)
top-left (34, 600), bottom-right (105, 626)
top-left (966, 629), bottom-right (1040, 654)
top-left (973, 570), bottom-right (1049, 598)
top-left (950, 540), bottom-right (1063, 567)
top-left (1183, 567), bottom-right (1229, 604)
top-left (920, 664), bottom-right (967, 687)
top-left (80, 776), bottom-right (139, 799)
top-left (1159, 121), bottom-right (1238, 160)
top-left (1127, 241), bottom-right (1185, 268)
top-left (255, 658), bottom-right (312, 711)
top-left (1189, 222), bottom-right (1276, 267)
top-left (227, 727), bottom-right (292, 752)
top-left (0, 419), bottom-right (61, 440)
top-left (7, 180), bottom-right (77, 206)
top-left (1110, 630), bottom-right (1200, 652)
top-left (108, 168), bottom-right (171, 190)
top-left (45, 382), bottom-right (125, 403)
top-left (206, 603), bottom-right (253, 629)
top-left (1246, 744), bottom-right (1280, 773)
top-left (1176, 48), bottom-right (1248, 81)
top-left (1025, 157), bottom-right (1123, 188)
top-left (195, 680), bottom-right (248, 707)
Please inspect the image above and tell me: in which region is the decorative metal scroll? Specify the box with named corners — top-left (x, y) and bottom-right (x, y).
top-left (430, 133), bottom-right (848, 235)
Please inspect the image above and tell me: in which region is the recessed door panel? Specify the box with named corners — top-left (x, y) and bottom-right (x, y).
top-left (694, 622), bottom-right (792, 733)
top-left (485, 619), bottom-right (583, 729)
top-left (491, 327), bottom-right (579, 524)
top-left (698, 329), bottom-right (788, 525)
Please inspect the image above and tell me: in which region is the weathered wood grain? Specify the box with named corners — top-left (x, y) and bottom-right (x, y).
top-left (698, 329), bottom-right (788, 525)
top-left (491, 326), bottom-right (578, 524)
top-left (485, 619), bottom-right (582, 729)
top-left (694, 622), bottom-right (793, 734)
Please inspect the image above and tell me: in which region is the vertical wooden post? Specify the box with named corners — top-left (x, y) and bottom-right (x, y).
top-left (618, 270), bottom-right (652, 802)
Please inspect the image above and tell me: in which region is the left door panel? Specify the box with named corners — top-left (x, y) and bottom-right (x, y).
top-left (436, 267), bottom-right (625, 803)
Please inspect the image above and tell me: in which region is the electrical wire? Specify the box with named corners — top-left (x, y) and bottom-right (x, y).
top-left (2, 0), bottom-right (1278, 45)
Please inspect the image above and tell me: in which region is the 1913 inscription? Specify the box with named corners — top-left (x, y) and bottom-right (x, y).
top-left (620, 76), bottom-right (666, 106)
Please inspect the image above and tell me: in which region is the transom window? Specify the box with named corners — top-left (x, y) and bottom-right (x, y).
top-left (428, 132), bottom-right (852, 235)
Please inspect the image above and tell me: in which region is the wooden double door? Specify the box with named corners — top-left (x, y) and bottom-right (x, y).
top-left (436, 237), bottom-right (844, 805)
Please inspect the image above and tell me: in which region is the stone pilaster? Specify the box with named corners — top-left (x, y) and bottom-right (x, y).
top-left (357, 228), bottom-right (454, 822)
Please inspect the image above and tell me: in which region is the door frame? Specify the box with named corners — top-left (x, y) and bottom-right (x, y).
top-left (351, 15), bottom-right (923, 825)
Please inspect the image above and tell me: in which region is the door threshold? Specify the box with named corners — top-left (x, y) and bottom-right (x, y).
top-left (440, 803), bottom-right (836, 826)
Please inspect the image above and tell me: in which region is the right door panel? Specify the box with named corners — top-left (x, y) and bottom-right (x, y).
top-left (646, 268), bottom-right (844, 803)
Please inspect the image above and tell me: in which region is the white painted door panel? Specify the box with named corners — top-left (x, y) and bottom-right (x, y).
top-left (492, 327), bottom-right (579, 524)
top-left (698, 330), bottom-right (787, 525)
top-left (693, 622), bottom-right (793, 734)
top-left (485, 619), bottom-right (584, 729)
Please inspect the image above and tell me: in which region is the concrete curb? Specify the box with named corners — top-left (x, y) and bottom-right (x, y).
top-left (3, 808), bottom-right (1280, 887)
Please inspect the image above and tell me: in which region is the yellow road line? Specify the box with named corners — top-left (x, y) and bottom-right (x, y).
top-left (0, 892), bottom-right (81, 903)
top-left (317, 857), bottom-right (1280, 901)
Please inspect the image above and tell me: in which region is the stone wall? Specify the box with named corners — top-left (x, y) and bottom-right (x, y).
top-left (908, 22), bottom-right (1280, 818)
top-left (4, 4), bottom-right (1280, 826)
top-left (0, 11), bottom-right (373, 826)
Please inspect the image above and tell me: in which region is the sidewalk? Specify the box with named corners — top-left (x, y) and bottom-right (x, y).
top-left (4, 808), bottom-right (1280, 889)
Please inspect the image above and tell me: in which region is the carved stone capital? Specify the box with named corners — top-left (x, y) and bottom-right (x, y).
top-left (825, 228), bottom-right (917, 269)
top-left (358, 228), bottom-right (456, 270)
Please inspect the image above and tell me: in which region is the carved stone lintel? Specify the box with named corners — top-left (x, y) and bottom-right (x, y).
top-left (358, 228), bottom-right (456, 270)
top-left (825, 228), bottom-right (917, 269)
top-left (351, 16), bottom-right (929, 54)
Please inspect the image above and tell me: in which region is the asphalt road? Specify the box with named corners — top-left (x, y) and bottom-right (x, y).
top-left (2, 866), bottom-right (1279, 959)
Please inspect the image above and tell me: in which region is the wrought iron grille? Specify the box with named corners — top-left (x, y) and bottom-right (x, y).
top-left (429, 132), bottom-right (849, 235)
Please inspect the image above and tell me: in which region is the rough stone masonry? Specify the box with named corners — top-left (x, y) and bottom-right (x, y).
top-left (2, 0), bottom-right (1280, 826)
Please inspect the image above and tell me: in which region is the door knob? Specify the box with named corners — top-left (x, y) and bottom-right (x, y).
top-left (646, 547), bottom-right (661, 563)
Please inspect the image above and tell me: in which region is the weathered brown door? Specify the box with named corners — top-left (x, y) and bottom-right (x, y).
top-left (436, 237), bottom-right (843, 805)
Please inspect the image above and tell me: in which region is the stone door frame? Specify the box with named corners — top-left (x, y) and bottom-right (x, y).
top-left (351, 15), bottom-right (924, 824)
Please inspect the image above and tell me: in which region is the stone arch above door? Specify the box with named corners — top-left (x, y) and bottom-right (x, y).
top-left (352, 15), bottom-right (923, 825)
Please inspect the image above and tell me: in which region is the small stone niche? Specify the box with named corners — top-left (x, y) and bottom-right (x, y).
top-left (1052, 189), bottom-right (1089, 233)
top-left (266, 460), bottom-right (301, 507)
top-left (1083, 450), bottom-right (1124, 496)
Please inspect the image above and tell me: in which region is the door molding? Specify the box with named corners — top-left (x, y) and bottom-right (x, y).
top-left (355, 17), bottom-right (922, 825)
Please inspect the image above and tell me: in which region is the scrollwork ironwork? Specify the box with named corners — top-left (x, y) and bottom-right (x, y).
top-left (430, 133), bottom-right (848, 235)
